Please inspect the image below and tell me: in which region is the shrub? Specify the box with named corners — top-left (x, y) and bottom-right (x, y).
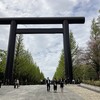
top-left (83, 80), bottom-right (100, 87)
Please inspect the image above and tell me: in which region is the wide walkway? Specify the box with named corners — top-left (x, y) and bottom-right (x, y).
top-left (0, 85), bottom-right (100, 100)
top-left (67, 84), bottom-right (100, 100)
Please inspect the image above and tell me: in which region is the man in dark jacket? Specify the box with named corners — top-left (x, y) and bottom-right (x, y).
top-left (46, 77), bottom-right (50, 92)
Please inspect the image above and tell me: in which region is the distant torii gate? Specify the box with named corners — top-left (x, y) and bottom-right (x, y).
top-left (0, 17), bottom-right (85, 84)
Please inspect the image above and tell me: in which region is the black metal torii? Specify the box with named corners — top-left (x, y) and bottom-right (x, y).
top-left (0, 17), bottom-right (85, 84)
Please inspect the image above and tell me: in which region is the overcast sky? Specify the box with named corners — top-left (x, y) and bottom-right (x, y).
top-left (0, 0), bottom-right (100, 79)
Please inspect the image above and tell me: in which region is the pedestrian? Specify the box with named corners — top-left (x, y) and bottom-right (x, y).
top-left (46, 77), bottom-right (50, 92)
top-left (60, 78), bottom-right (64, 92)
top-left (53, 78), bottom-right (57, 92)
top-left (72, 79), bottom-right (75, 84)
top-left (16, 79), bottom-right (19, 88)
top-left (14, 79), bottom-right (17, 88)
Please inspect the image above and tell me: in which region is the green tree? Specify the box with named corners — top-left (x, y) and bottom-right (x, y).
top-left (0, 34), bottom-right (45, 84)
top-left (0, 49), bottom-right (6, 80)
top-left (70, 31), bottom-right (78, 65)
top-left (40, 71), bottom-right (45, 80)
top-left (53, 50), bottom-right (64, 80)
top-left (73, 64), bottom-right (97, 81)
top-left (53, 31), bottom-right (78, 80)
top-left (83, 65), bottom-right (97, 80)
top-left (73, 65), bottom-right (84, 82)
top-left (13, 34), bottom-right (24, 79)
top-left (13, 34), bottom-right (45, 84)
top-left (86, 19), bottom-right (100, 79)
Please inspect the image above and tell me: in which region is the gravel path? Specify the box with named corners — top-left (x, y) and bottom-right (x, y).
top-left (0, 85), bottom-right (99, 100)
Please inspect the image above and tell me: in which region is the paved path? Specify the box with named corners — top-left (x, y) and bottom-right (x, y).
top-left (67, 85), bottom-right (100, 100)
top-left (0, 85), bottom-right (99, 100)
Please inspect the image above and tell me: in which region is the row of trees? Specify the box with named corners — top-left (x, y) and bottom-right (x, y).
top-left (0, 34), bottom-right (45, 84)
top-left (53, 31), bottom-right (79, 80)
top-left (53, 11), bottom-right (100, 82)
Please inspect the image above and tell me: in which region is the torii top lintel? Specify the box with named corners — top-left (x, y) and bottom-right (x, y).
top-left (0, 17), bottom-right (85, 24)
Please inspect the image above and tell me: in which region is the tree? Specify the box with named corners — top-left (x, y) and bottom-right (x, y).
top-left (73, 64), bottom-right (97, 81)
top-left (70, 31), bottom-right (78, 65)
top-left (83, 65), bottom-right (97, 80)
top-left (73, 65), bottom-right (84, 82)
top-left (53, 50), bottom-right (65, 80)
top-left (13, 34), bottom-right (45, 84)
top-left (53, 31), bottom-right (78, 80)
top-left (0, 34), bottom-right (45, 84)
top-left (85, 19), bottom-right (100, 80)
top-left (13, 34), bottom-right (24, 79)
top-left (0, 49), bottom-right (6, 80)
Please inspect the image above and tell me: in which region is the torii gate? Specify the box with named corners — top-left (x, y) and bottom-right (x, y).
top-left (0, 17), bottom-right (85, 84)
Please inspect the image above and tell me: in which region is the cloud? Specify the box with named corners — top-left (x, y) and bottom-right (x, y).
top-left (0, 0), bottom-right (100, 79)
top-left (23, 34), bottom-right (63, 79)
top-left (69, 0), bottom-right (100, 48)
top-left (0, 26), bottom-right (10, 50)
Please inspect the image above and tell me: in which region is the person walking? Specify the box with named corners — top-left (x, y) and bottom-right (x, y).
top-left (60, 78), bottom-right (64, 92)
top-left (53, 78), bottom-right (57, 92)
top-left (46, 77), bottom-right (50, 92)
top-left (16, 79), bottom-right (19, 88)
top-left (14, 79), bottom-right (19, 88)
top-left (14, 79), bottom-right (17, 88)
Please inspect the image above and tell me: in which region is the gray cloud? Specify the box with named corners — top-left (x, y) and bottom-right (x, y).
top-left (0, 26), bottom-right (10, 50)
top-left (23, 34), bottom-right (63, 79)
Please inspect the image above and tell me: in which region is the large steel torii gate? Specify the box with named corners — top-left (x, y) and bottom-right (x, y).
top-left (0, 17), bottom-right (85, 84)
